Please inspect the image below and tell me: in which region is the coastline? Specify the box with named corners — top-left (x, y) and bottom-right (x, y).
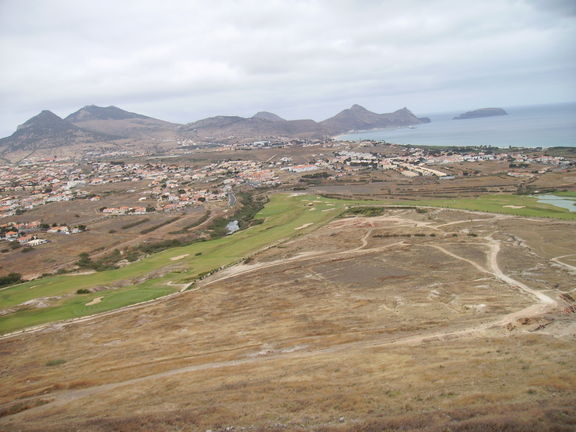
top-left (336, 102), bottom-right (576, 148)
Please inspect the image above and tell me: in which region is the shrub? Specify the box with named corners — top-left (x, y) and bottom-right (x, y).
top-left (46, 359), bottom-right (66, 366)
top-left (77, 252), bottom-right (93, 268)
top-left (121, 218), bottom-right (149, 230)
top-left (140, 217), bottom-right (180, 234)
top-left (76, 288), bottom-right (90, 294)
top-left (0, 272), bottom-right (23, 287)
top-left (342, 207), bottom-right (385, 217)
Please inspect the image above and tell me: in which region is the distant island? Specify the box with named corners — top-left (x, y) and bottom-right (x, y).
top-left (453, 108), bottom-right (508, 120)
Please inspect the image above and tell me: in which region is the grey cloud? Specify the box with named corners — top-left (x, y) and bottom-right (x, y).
top-left (0, 0), bottom-right (575, 136)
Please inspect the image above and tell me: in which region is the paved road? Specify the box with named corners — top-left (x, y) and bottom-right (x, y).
top-left (228, 190), bottom-right (237, 207)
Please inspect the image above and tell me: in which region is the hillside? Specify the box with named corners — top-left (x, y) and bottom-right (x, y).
top-left (320, 105), bottom-right (430, 134)
top-left (66, 105), bottom-right (180, 139)
top-left (181, 105), bottom-right (429, 139)
top-left (180, 114), bottom-right (323, 139)
top-left (0, 104), bottom-right (430, 159)
top-left (0, 110), bottom-right (117, 155)
top-left (0, 195), bottom-right (574, 431)
top-left (252, 111), bottom-right (285, 122)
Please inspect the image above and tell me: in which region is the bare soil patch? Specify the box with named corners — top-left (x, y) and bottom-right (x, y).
top-left (294, 223), bottom-right (313, 230)
top-left (170, 254), bottom-right (189, 261)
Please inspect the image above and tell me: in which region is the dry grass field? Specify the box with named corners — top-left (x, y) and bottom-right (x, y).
top-left (0, 202), bottom-right (574, 431)
top-left (0, 180), bottom-right (220, 278)
top-left (309, 165), bottom-right (575, 201)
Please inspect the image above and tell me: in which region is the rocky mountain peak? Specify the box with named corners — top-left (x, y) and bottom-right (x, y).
top-left (17, 110), bottom-right (73, 132)
top-left (66, 105), bottom-right (148, 122)
top-left (252, 111), bottom-right (286, 122)
top-left (349, 104), bottom-right (368, 112)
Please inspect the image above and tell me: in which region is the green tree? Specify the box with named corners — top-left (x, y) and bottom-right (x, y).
top-left (0, 272), bottom-right (23, 287)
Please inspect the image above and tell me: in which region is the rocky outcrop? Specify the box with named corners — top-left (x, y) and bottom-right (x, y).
top-left (453, 108), bottom-right (508, 120)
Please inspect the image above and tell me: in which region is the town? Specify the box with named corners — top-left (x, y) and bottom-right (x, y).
top-left (1, 140), bottom-right (570, 221)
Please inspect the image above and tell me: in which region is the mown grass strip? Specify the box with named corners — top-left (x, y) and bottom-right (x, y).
top-left (0, 194), bottom-right (346, 334)
top-left (390, 194), bottom-right (576, 220)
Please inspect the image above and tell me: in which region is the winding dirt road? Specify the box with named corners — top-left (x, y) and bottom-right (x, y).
top-left (0, 220), bottom-right (562, 422)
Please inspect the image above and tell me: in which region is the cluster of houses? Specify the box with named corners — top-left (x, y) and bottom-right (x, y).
top-left (0, 220), bottom-right (43, 245)
top-left (418, 150), bottom-right (570, 166)
top-left (1, 143), bottom-right (573, 221)
top-left (0, 160), bottom-right (230, 219)
top-left (291, 150), bottom-right (450, 177)
top-left (102, 206), bottom-right (149, 215)
top-left (0, 220), bottom-right (86, 247)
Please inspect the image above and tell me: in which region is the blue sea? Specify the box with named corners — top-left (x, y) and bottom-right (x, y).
top-left (338, 102), bottom-right (576, 148)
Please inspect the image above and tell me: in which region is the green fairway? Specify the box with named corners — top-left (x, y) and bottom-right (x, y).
top-left (1, 192), bottom-right (573, 335)
top-left (552, 191), bottom-right (576, 198)
top-left (390, 194), bottom-right (576, 220)
top-left (0, 194), bottom-right (349, 334)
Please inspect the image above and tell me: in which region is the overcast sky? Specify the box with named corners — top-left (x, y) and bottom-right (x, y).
top-left (0, 0), bottom-right (575, 136)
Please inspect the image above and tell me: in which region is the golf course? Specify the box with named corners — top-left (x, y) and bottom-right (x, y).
top-left (1, 192), bottom-right (574, 335)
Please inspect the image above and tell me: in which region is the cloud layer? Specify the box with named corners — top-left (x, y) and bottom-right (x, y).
top-left (1, 0), bottom-right (575, 136)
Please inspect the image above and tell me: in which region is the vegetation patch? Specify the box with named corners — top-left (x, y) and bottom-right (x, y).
top-left (553, 191), bottom-right (576, 198)
top-left (45, 359), bottom-right (66, 366)
top-left (341, 206), bottom-right (387, 217)
top-left (77, 250), bottom-right (123, 272)
top-left (0, 194), bottom-right (346, 334)
top-left (0, 399), bottom-right (51, 418)
top-left (121, 218), bottom-right (150, 230)
top-left (392, 194), bottom-right (576, 220)
top-left (0, 272), bottom-right (23, 288)
top-left (140, 217), bottom-right (181, 234)
top-left (2, 192), bottom-right (571, 335)
top-left (168, 210), bottom-right (211, 234)
top-left (208, 192), bottom-right (267, 239)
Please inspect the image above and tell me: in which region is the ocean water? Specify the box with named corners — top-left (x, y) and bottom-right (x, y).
top-left (338, 102), bottom-right (576, 148)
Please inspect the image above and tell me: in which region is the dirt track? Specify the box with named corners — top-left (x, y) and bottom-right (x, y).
top-left (1, 212), bottom-right (565, 422)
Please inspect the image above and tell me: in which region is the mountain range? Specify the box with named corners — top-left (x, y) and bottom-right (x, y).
top-left (65, 105), bottom-right (180, 139)
top-left (0, 110), bottom-right (117, 153)
top-left (0, 104), bottom-right (430, 159)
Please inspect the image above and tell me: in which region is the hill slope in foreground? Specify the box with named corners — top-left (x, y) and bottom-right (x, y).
top-left (0, 195), bottom-right (575, 431)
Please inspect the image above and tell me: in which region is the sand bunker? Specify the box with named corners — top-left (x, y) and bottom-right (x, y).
top-left (295, 223), bottom-right (313, 230)
top-left (171, 254), bottom-right (189, 261)
top-left (64, 271), bottom-right (96, 276)
top-left (85, 297), bottom-right (103, 306)
top-left (503, 205), bottom-right (525, 209)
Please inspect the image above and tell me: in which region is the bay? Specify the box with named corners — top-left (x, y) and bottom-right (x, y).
top-left (338, 102), bottom-right (576, 148)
